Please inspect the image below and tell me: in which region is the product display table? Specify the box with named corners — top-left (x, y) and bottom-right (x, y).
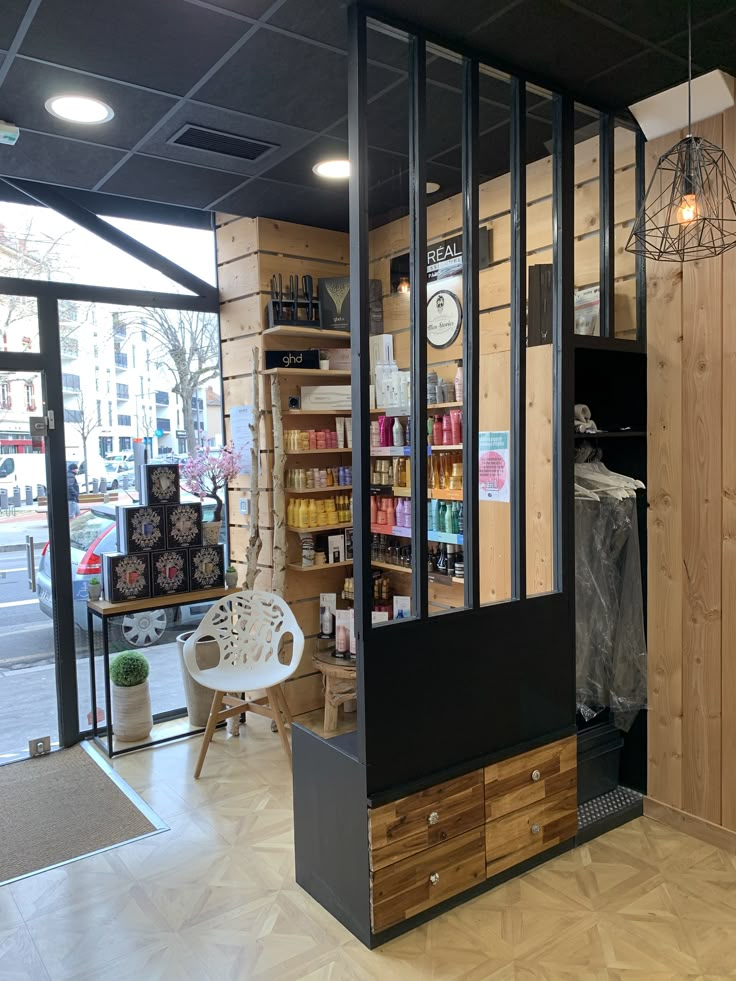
top-left (313, 650), bottom-right (357, 732)
top-left (87, 587), bottom-right (238, 758)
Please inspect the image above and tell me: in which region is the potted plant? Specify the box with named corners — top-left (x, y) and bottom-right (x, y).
top-left (225, 565), bottom-right (238, 588)
top-left (181, 442), bottom-right (244, 544)
top-left (87, 576), bottom-right (102, 602)
top-left (176, 631), bottom-right (221, 727)
top-left (110, 650), bottom-right (152, 742)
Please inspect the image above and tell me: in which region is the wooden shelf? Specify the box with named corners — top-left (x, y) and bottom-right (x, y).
top-left (372, 561), bottom-right (411, 574)
top-left (432, 444), bottom-right (463, 451)
top-left (284, 409), bottom-right (350, 416)
top-left (264, 367), bottom-right (350, 378)
top-left (429, 487), bottom-right (463, 500)
top-left (88, 586), bottom-right (239, 617)
top-left (286, 448), bottom-right (352, 455)
top-left (287, 560), bottom-right (353, 572)
top-left (428, 401), bottom-right (462, 410)
top-left (263, 325), bottom-right (350, 341)
top-left (287, 485), bottom-right (352, 494)
top-left (574, 430), bottom-right (645, 439)
top-left (287, 522), bottom-right (352, 534)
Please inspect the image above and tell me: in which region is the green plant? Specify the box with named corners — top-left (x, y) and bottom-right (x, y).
top-left (89, 576), bottom-right (100, 585)
top-left (226, 565), bottom-right (236, 574)
top-left (110, 651), bottom-right (150, 687)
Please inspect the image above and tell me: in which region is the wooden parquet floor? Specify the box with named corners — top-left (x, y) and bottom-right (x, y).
top-left (2, 715), bottom-right (736, 979)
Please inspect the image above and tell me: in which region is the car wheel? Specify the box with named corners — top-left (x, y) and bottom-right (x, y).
top-left (110, 608), bottom-right (174, 650)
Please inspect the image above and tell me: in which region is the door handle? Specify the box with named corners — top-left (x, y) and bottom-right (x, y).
top-left (25, 535), bottom-right (36, 592)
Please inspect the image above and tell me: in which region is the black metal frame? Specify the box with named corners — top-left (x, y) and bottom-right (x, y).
top-left (409, 34), bottom-right (429, 622)
top-left (462, 58), bottom-right (480, 611)
top-left (0, 184), bottom-right (220, 755)
top-left (510, 78), bottom-right (527, 601)
top-left (599, 114), bottom-right (615, 340)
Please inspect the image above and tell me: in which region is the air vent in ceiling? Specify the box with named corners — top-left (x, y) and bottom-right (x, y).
top-left (169, 125), bottom-right (278, 161)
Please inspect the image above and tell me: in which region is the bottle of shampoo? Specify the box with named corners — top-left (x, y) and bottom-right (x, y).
top-left (392, 416), bottom-right (404, 447)
top-left (454, 360), bottom-right (463, 402)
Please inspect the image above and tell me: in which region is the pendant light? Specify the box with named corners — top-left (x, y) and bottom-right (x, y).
top-left (626, 0), bottom-right (736, 262)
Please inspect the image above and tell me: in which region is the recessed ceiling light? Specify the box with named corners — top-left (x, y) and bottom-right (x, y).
top-left (313, 159), bottom-right (350, 179)
top-left (426, 181), bottom-right (441, 194)
top-left (45, 95), bottom-right (114, 124)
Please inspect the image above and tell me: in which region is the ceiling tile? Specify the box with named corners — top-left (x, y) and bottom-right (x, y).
top-left (581, 51), bottom-right (690, 108)
top-left (268, 0), bottom-right (348, 50)
top-left (0, 0), bottom-right (29, 49)
top-left (197, 29), bottom-right (396, 131)
top-left (1, 59), bottom-right (177, 149)
top-left (664, 9), bottom-right (736, 79)
top-left (569, 0), bottom-right (731, 45)
top-left (140, 101), bottom-right (317, 176)
top-left (19, 0), bottom-right (247, 94)
top-left (471, 0), bottom-right (648, 94)
top-left (203, 0), bottom-right (272, 16)
top-left (0, 130), bottom-right (125, 188)
top-left (99, 154), bottom-right (244, 208)
top-left (215, 177), bottom-right (348, 230)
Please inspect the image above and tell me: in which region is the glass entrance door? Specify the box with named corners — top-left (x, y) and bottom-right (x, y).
top-left (0, 368), bottom-right (59, 761)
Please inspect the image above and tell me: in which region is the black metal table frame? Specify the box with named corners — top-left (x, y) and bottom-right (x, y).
top-left (86, 597), bottom-right (214, 758)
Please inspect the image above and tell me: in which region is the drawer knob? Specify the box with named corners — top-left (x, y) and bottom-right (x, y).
top-left (531, 769), bottom-right (542, 782)
top-left (427, 811), bottom-right (440, 826)
top-left (429, 872), bottom-right (440, 886)
top-left (531, 823), bottom-right (541, 835)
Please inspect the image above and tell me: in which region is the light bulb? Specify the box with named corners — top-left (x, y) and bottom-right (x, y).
top-left (676, 193), bottom-right (698, 226)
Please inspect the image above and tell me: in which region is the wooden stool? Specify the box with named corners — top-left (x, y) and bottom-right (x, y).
top-left (313, 652), bottom-right (357, 733)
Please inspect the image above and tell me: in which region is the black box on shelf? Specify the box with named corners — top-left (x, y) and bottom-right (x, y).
top-left (116, 505), bottom-right (165, 553)
top-left (139, 463), bottom-right (180, 506)
top-left (102, 552), bottom-right (151, 603)
top-left (528, 263), bottom-right (553, 347)
top-left (165, 502), bottom-right (203, 549)
top-left (318, 277), bottom-right (384, 332)
top-left (264, 349), bottom-right (320, 370)
top-left (188, 544), bottom-right (225, 591)
top-left (151, 548), bottom-right (189, 596)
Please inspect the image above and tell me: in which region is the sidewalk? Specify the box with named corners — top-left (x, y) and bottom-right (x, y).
top-left (0, 640), bottom-right (188, 762)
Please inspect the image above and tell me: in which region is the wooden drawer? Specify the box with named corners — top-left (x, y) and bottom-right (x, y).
top-left (485, 787), bottom-right (577, 879)
top-left (368, 770), bottom-right (484, 871)
top-left (484, 736), bottom-right (576, 820)
top-left (371, 827), bottom-right (485, 933)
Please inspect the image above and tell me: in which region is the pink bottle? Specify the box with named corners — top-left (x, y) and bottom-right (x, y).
top-left (379, 415), bottom-right (392, 447)
top-left (442, 414), bottom-right (453, 445)
top-left (450, 409), bottom-right (462, 445)
top-left (433, 416), bottom-right (443, 446)
top-left (386, 496), bottom-right (396, 528)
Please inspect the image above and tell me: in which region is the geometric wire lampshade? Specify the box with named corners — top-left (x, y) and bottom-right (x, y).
top-left (626, 135), bottom-right (736, 261)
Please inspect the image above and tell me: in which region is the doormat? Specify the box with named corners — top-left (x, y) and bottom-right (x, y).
top-left (0, 743), bottom-right (165, 884)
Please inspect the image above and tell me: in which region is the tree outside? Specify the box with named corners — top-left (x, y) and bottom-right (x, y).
top-left (118, 307), bottom-right (220, 453)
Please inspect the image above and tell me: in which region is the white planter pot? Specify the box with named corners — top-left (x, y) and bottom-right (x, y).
top-left (87, 584), bottom-right (102, 602)
top-left (225, 572), bottom-right (238, 589)
top-left (112, 679), bottom-right (153, 742)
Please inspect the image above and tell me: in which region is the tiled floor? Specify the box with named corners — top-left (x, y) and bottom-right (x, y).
top-left (2, 716), bottom-right (736, 980)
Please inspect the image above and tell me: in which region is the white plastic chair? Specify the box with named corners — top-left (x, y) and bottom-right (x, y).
top-left (183, 590), bottom-right (304, 778)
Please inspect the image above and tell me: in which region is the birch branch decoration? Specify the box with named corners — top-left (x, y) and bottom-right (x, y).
top-left (244, 346), bottom-right (262, 590)
top-left (270, 373), bottom-right (287, 597)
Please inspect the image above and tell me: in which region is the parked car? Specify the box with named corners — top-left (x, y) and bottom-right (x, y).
top-left (37, 501), bottom-right (220, 648)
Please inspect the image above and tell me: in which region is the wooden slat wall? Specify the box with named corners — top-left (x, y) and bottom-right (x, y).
top-left (647, 107), bottom-right (736, 831)
top-left (215, 216), bottom-right (349, 716)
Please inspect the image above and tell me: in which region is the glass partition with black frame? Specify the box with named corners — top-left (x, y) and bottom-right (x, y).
top-left (349, 10), bottom-right (577, 792)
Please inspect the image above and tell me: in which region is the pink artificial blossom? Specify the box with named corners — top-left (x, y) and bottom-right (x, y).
top-left (181, 442), bottom-right (243, 522)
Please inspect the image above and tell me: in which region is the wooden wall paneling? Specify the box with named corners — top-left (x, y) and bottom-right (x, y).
top-left (722, 106), bottom-right (736, 831)
top-left (219, 295), bottom-right (263, 341)
top-left (526, 345), bottom-right (554, 595)
top-left (256, 220), bottom-right (349, 263)
top-left (647, 249), bottom-right (683, 807)
top-left (215, 216), bottom-right (258, 265)
top-left (479, 349), bottom-right (512, 604)
top-left (218, 252), bottom-right (260, 302)
top-left (681, 116), bottom-right (723, 823)
top-left (256, 253), bottom-right (349, 294)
